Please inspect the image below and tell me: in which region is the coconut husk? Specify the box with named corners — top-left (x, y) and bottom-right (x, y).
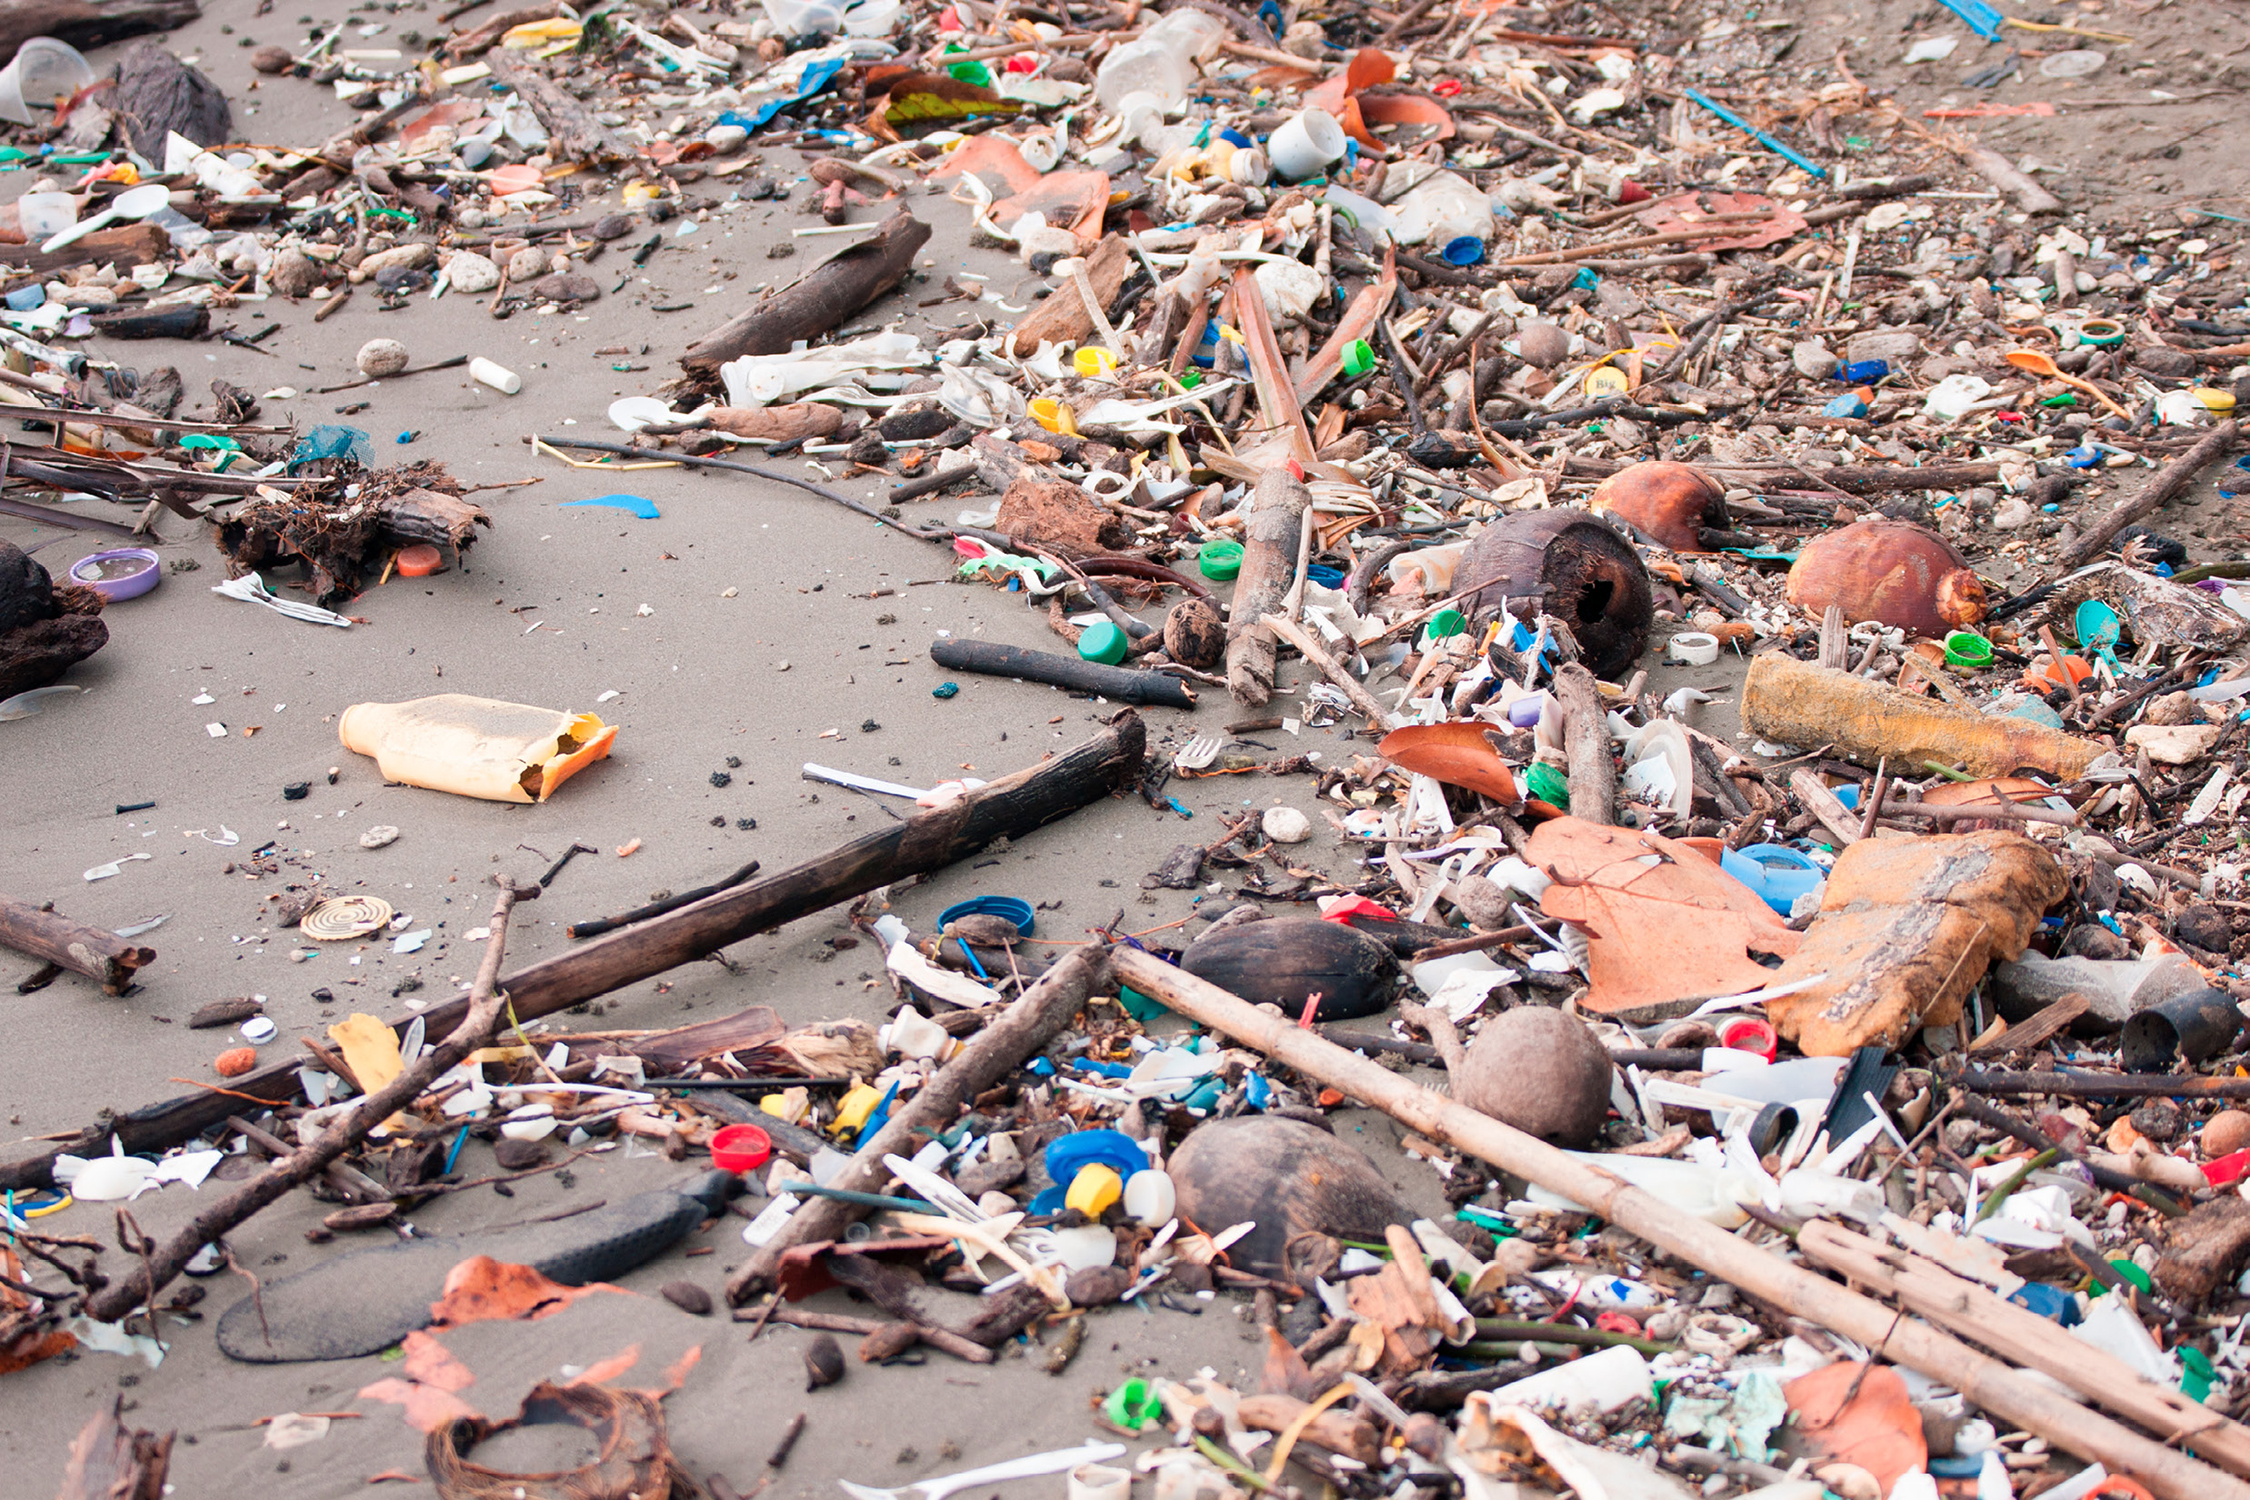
top-left (425, 1382), bottom-right (678, 1500)
top-left (0, 542), bottom-right (107, 699)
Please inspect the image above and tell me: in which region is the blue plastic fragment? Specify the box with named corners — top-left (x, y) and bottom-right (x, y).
top-left (1838, 359), bottom-right (1889, 385)
top-left (932, 681), bottom-right (960, 699)
top-left (854, 1078), bottom-right (900, 1150)
top-left (1935, 0), bottom-right (2005, 40)
top-left (288, 424), bottom-right (371, 472)
top-left (720, 56), bottom-right (845, 133)
top-left (1046, 1128), bottom-right (1150, 1186)
top-left (1244, 1072), bottom-right (1272, 1110)
top-left (1824, 392), bottom-right (1869, 419)
top-left (1305, 564), bottom-right (1346, 588)
top-left (563, 493), bottom-right (661, 518)
top-left (2008, 1281), bottom-right (2083, 1324)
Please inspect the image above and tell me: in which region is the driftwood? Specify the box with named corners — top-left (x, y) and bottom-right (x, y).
top-left (1262, 614), bottom-right (1397, 731)
top-left (0, 718), bottom-right (1145, 1193)
top-left (681, 209), bottom-right (932, 371)
top-left (87, 304), bottom-right (209, 340)
top-left (83, 881), bottom-right (530, 1324)
top-left (111, 42), bottom-right (230, 159)
top-left (1552, 661), bottom-right (1616, 823)
top-left (1112, 947), bottom-right (2250, 1500)
top-left (484, 50), bottom-right (635, 163)
top-left (0, 223), bottom-right (168, 275)
top-left (754, 1305), bottom-right (994, 1364)
top-left (2053, 420), bottom-right (2239, 572)
top-left (730, 945), bottom-right (1107, 1302)
top-left (929, 638), bottom-right (1195, 709)
top-left (1006, 233), bottom-right (1129, 359)
top-left (442, 0), bottom-right (560, 57)
top-left (1800, 1220), bottom-right (2250, 1478)
top-left (0, 0), bottom-right (196, 68)
top-left (1225, 468), bottom-right (1310, 707)
top-left (0, 894), bottom-right (154, 994)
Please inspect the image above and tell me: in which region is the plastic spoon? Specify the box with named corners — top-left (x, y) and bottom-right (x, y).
top-left (2004, 347), bottom-right (2133, 418)
top-left (39, 182), bottom-right (172, 254)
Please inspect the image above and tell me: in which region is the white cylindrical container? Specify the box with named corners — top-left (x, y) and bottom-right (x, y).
top-left (469, 356), bottom-right (521, 394)
top-left (1267, 107), bottom-right (1345, 182)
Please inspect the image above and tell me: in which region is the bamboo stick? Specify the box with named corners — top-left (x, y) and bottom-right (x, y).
top-left (1108, 947), bottom-right (2250, 1500)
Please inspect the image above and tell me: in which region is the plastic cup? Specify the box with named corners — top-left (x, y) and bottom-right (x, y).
top-left (1266, 107), bottom-right (1345, 182)
top-left (710, 1123), bottom-right (772, 1173)
top-left (0, 38), bottom-right (94, 128)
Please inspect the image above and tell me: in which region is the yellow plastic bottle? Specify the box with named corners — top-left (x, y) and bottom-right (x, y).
top-left (337, 694), bottom-right (617, 803)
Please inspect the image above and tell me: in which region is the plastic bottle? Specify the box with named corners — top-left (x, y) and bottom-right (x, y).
top-left (1094, 9), bottom-right (1224, 111)
top-left (337, 694), bottom-right (618, 803)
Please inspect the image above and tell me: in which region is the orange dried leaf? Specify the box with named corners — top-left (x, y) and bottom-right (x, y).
top-left (1377, 722), bottom-right (1522, 803)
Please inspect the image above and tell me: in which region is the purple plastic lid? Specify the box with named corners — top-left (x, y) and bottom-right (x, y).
top-left (69, 547), bottom-right (161, 602)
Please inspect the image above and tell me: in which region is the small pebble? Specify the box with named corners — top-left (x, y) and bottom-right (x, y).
top-left (356, 338), bottom-right (410, 377)
top-left (660, 1280), bottom-right (713, 1316)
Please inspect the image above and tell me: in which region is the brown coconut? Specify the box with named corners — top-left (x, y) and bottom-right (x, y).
top-left (1588, 461), bottom-right (1731, 554)
top-left (1163, 596), bottom-right (1227, 669)
top-left (1786, 518), bottom-right (1988, 638)
top-left (1452, 1007), bottom-right (1613, 1148)
top-left (1454, 510), bottom-right (1654, 679)
top-left (1167, 1115), bottom-right (1412, 1278)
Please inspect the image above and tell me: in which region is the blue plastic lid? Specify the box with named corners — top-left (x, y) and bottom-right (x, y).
top-left (1045, 1128), bottom-right (1150, 1186)
top-left (938, 894), bottom-right (1035, 936)
top-left (1441, 235), bottom-right (1486, 267)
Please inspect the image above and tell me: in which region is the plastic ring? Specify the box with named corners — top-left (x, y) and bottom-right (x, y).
top-left (938, 895), bottom-right (1035, 937)
top-left (1944, 629), bottom-right (1993, 669)
top-left (1668, 631), bottom-right (1720, 666)
top-left (2078, 317), bottom-right (2125, 348)
top-left (1081, 470), bottom-right (1132, 501)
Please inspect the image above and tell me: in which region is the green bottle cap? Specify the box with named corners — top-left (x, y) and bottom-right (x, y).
top-left (1340, 338), bottom-right (1375, 379)
top-left (1424, 608), bottom-right (1467, 643)
top-left (1198, 539), bottom-right (1243, 580)
top-left (1078, 619), bottom-right (1128, 664)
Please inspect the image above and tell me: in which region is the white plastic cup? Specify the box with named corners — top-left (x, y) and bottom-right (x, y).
top-left (1267, 107), bottom-right (1345, 183)
top-left (15, 191), bottom-right (76, 240)
top-left (469, 356), bottom-right (521, 394)
top-left (0, 38), bottom-right (94, 127)
top-left (1115, 90), bottom-right (1167, 148)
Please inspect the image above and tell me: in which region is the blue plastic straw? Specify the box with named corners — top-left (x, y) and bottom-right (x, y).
top-left (1684, 90), bottom-right (1827, 179)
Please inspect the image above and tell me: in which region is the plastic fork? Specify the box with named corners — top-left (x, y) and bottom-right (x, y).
top-left (1173, 733), bottom-right (1222, 772)
top-left (837, 1441), bottom-right (1125, 1500)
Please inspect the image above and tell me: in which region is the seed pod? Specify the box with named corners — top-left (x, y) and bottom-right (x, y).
top-left (1786, 518), bottom-right (1987, 637)
top-left (1587, 460), bottom-right (1730, 553)
top-left (803, 1332), bottom-right (846, 1390)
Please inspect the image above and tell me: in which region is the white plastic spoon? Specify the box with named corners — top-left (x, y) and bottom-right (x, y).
top-left (40, 182), bottom-right (172, 254)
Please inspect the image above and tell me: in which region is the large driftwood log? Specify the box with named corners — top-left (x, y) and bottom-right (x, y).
top-left (681, 209), bottom-right (932, 372)
top-left (930, 639), bottom-right (1195, 709)
top-left (0, 894), bottom-right (153, 994)
top-left (484, 51), bottom-right (635, 164)
top-left (0, 0), bottom-right (197, 68)
top-left (0, 717), bottom-right (1146, 1193)
top-left (729, 945), bottom-right (1107, 1302)
top-left (1225, 467), bottom-right (1310, 708)
top-left (1112, 948), bottom-right (2250, 1500)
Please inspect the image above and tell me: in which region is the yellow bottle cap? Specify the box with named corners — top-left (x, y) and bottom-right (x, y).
top-left (1064, 1162), bottom-right (1123, 1217)
top-left (1074, 346), bottom-right (1118, 379)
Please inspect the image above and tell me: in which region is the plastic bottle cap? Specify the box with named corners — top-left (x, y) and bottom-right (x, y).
top-left (1668, 631), bottom-right (1720, 665)
top-left (1583, 365), bottom-right (1629, 398)
top-left (710, 1123), bottom-right (772, 1173)
top-left (396, 543), bottom-right (443, 577)
top-left (1029, 395), bottom-right (1073, 434)
top-left (1078, 618), bottom-right (1129, 664)
top-left (1197, 538), bottom-right (1243, 580)
top-left (1441, 235), bottom-right (1486, 267)
top-left (2078, 317), bottom-right (2125, 347)
top-left (2193, 387), bottom-right (2236, 413)
top-left (1943, 629), bottom-right (1993, 668)
top-left (1424, 608), bottom-right (1467, 641)
top-left (1073, 346), bottom-right (1118, 379)
top-left (1340, 338), bottom-right (1375, 379)
top-left (1064, 1162), bottom-right (1123, 1216)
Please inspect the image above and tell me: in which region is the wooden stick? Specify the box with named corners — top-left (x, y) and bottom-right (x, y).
top-left (1497, 218), bottom-right (1777, 267)
top-left (83, 881), bottom-right (531, 1324)
top-left (746, 1306), bottom-right (994, 1364)
top-left (1551, 662), bottom-right (1616, 824)
top-left (0, 721), bottom-right (1146, 1194)
top-left (1800, 1221), bottom-right (2250, 1478)
top-left (1262, 614), bottom-right (1399, 731)
top-left (1107, 948), bottom-right (2250, 1500)
top-left (1953, 1069), bottom-right (2250, 1100)
top-left (1226, 470), bottom-right (1312, 710)
top-left (0, 895), bottom-right (155, 995)
top-left (728, 946), bottom-right (1107, 1302)
top-left (1791, 767), bottom-right (1864, 846)
top-left (2054, 420), bottom-right (2239, 572)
